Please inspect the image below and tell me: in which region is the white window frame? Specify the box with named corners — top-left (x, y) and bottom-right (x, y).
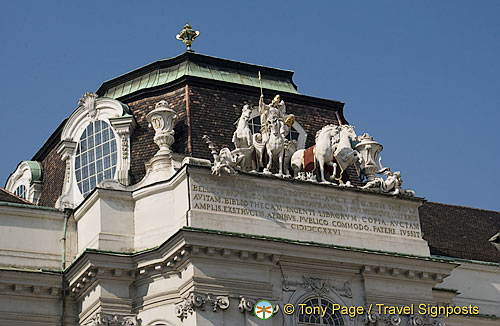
top-left (56, 93), bottom-right (136, 208)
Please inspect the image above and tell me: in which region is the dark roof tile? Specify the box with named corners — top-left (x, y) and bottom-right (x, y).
top-left (419, 201), bottom-right (500, 263)
top-left (0, 187), bottom-right (33, 205)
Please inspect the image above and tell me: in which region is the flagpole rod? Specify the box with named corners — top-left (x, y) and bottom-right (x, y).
top-left (258, 71), bottom-right (263, 97)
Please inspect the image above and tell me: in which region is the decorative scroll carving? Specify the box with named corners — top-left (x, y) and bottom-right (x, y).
top-left (109, 116), bottom-right (136, 186)
top-left (175, 293), bottom-right (229, 320)
top-left (79, 92), bottom-right (98, 119)
top-left (362, 312), bottom-right (444, 326)
top-left (238, 297), bottom-right (255, 312)
top-left (408, 314), bottom-right (425, 326)
top-left (83, 312), bottom-right (138, 326)
top-left (300, 276), bottom-right (352, 298)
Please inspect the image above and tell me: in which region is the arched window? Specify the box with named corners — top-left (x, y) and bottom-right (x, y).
top-left (75, 120), bottom-right (118, 198)
top-left (56, 93), bottom-right (136, 208)
top-left (297, 297), bottom-right (344, 326)
top-left (5, 161), bottom-right (43, 204)
top-left (248, 109), bottom-right (307, 149)
top-left (14, 185), bottom-right (27, 199)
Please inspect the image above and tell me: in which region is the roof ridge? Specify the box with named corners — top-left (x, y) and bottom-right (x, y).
top-left (424, 201), bottom-right (500, 214)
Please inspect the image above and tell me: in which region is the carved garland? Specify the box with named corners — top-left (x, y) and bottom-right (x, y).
top-left (362, 312), bottom-right (444, 326)
top-left (83, 312), bottom-right (138, 326)
top-left (175, 293), bottom-right (230, 320)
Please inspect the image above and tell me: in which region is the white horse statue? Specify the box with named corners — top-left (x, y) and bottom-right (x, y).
top-left (290, 124), bottom-right (339, 183)
top-left (232, 104), bottom-right (252, 148)
top-left (263, 114), bottom-right (285, 176)
top-left (332, 125), bottom-right (359, 179)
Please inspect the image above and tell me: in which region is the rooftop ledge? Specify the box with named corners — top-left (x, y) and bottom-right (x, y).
top-left (72, 163), bottom-right (430, 258)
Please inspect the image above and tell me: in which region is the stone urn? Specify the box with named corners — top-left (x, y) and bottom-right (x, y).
top-left (146, 100), bottom-right (178, 156)
top-left (354, 133), bottom-right (383, 181)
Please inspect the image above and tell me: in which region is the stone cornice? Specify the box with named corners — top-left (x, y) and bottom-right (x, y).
top-left (63, 227), bottom-right (457, 300)
top-left (0, 268), bottom-right (62, 298)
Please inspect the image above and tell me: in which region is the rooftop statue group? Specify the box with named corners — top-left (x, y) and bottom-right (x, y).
top-left (203, 91), bottom-right (415, 197)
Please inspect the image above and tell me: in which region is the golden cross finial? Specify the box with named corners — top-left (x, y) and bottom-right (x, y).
top-left (176, 23), bottom-right (200, 52)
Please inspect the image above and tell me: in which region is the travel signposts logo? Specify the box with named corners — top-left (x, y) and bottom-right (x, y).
top-left (254, 300), bottom-right (274, 320)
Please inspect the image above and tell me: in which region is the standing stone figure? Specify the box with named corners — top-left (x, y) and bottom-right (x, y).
top-left (258, 94), bottom-right (294, 141)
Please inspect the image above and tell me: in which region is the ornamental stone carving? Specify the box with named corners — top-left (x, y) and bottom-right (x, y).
top-left (175, 293), bottom-right (229, 320)
top-left (363, 312), bottom-right (378, 324)
top-left (83, 312), bottom-right (138, 326)
top-left (202, 94), bottom-right (417, 197)
top-left (238, 297), bottom-right (255, 312)
top-left (79, 92), bottom-right (98, 119)
top-left (301, 276), bottom-right (352, 298)
top-left (355, 133), bottom-right (383, 182)
top-left (146, 100), bottom-right (178, 156)
top-left (363, 312), bottom-right (444, 326)
top-left (204, 96), bottom-right (298, 177)
top-left (361, 158), bottom-right (415, 197)
top-left (408, 314), bottom-right (425, 325)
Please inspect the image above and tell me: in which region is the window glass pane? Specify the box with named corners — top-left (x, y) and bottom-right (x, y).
top-left (82, 166), bottom-right (89, 179)
top-left (83, 179), bottom-right (89, 194)
top-left (96, 144), bottom-right (102, 159)
top-left (103, 129), bottom-right (110, 142)
top-left (90, 176), bottom-right (96, 190)
top-left (104, 156), bottom-right (110, 169)
top-left (88, 149), bottom-right (95, 162)
top-left (87, 123), bottom-right (93, 135)
top-left (89, 162), bottom-right (96, 176)
top-left (81, 138), bottom-right (88, 151)
top-left (14, 185), bottom-right (27, 199)
top-left (81, 152), bottom-right (88, 166)
top-left (103, 142), bottom-right (110, 155)
top-left (96, 159), bottom-right (103, 173)
top-left (75, 120), bottom-right (117, 197)
top-left (97, 173), bottom-right (103, 184)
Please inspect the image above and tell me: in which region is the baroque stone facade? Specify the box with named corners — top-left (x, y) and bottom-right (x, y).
top-left (0, 50), bottom-right (499, 326)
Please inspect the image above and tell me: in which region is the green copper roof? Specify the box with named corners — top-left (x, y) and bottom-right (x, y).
top-left (97, 52), bottom-right (299, 99)
top-left (26, 161), bottom-right (43, 184)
